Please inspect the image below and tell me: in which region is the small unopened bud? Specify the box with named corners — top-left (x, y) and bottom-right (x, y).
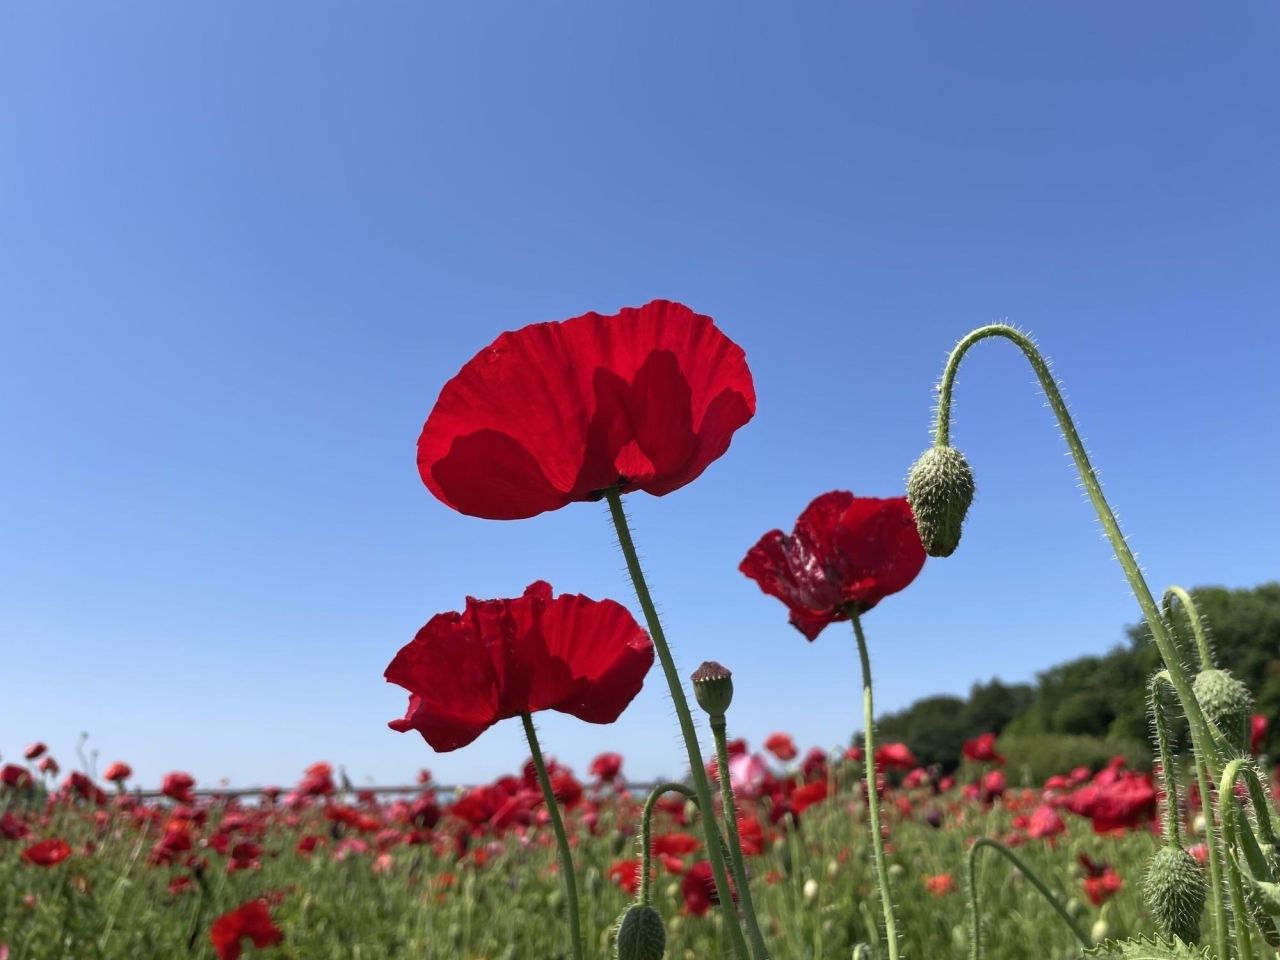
top-left (1090, 917), bottom-right (1111, 945)
top-left (1193, 668), bottom-right (1252, 753)
top-left (906, 445), bottom-right (976, 558)
top-left (691, 661), bottom-right (733, 718)
top-left (803, 878), bottom-right (819, 903)
top-left (616, 903), bottom-right (666, 960)
top-left (1143, 845), bottom-right (1207, 945)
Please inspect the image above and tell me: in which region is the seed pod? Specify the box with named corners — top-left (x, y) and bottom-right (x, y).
top-left (1193, 668), bottom-right (1252, 753)
top-left (616, 903), bottom-right (667, 960)
top-left (1143, 845), bottom-right (1207, 945)
top-left (690, 661), bottom-right (734, 718)
top-left (906, 445), bottom-right (976, 558)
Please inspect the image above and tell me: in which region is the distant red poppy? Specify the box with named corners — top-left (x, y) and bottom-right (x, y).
top-left (0, 812), bottom-right (31, 840)
top-left (874, 743), bottom-right (918, 770)
top-left (418, 300), bottom-right (756, 520)
top-left (981, 770), bottom-right (1007, 804)
top-left (765, 733), bottom-right (798, 762)
top-left (845, 746), bottom-right (865, 763)
top-left (298, 762), bottom-right (335, 797)
top-left (739, 492), bottom-right (926, 640)
top-left (1064, 774), bottom-right (1156, 833)
top-left (608, 859), bottom-right (644, 896)
top-left (161, 772), bottom-right (197, 804)
top-left (589, 752), bottom-right (624, 784)
top-left (1252, 714), bottom-right (1268, 755)
top-left (38, 756), bottom-right (59, 777)
top-left (924, 873), bottom-right (955, 896)
top-left (209, 899), bottom-right (284, 960)
top-left (962, 733), bottom-right (1005, 765)
top-left (681, 861), bottom-right (733, 916)
top-left (387, 582), bottom-right (654, 752)
top-left (1027, 805), bottom-right (1066, 840)
top-left (22, 838), bottom-right (72, 867)
top-left (1, 765), bottom-right (32, 790)
top-left (23, 743), bottom-right (47, 761)
top-left (1079, 855), bottom-right (1123, 906)
top-left (652, 833), bottom-right (702, 857)
top-left (103, 762), bottom-right (132, 784)
top-left (789, 780), bottom-right (830, 815)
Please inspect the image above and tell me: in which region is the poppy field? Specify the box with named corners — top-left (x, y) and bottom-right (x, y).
top-left (4, 302), bottom-right (1274, 960)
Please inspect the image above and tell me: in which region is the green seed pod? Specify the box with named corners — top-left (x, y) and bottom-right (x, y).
top-left (616, 903), bottom-right (667, 960)
top-left (690, 661), bottom-right (733, 718)
top-left (1143, 845), bottom-right (1207, 945)
top-left (906, 445), bottom-right (976, 558)
top-left (1193, 668), bottom-right (1252, 753)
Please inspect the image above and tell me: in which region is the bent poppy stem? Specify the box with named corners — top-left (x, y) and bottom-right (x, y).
top-left (934, 326), bottom-right (1225, 782)
top-left (966, 837), bottom-right (1091, 960)
top-left (640, 782), bottom-right (696, 906)
top-left (711, 716), bottom-right (770, 959)
top-left (605, 489), bottom-right (754, 960)
top-left (848, 606), bottom-right (899, 960)
top-left (1163, 586), bottom-right (1216, 672)
top-left (1148, 673), bottom-right (1183, 848)
top-left (519, 713), bottom-right (584, 960)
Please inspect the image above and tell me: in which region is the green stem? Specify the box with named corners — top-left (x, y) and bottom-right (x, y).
top-left (965, 838), bottom-right (1091, 960)
top-left (1149, 673), bottom-right (1183, 847)
top-left (604, 489), bottom-right (753, 960)
top-left (1220, 790), bottom-right (1256, 960)
top-left (849, 607), bottom-right (900, 960)
top-left (934, 327), bottom-right (1223, 783)
top-left (1164, 586), bottom-right (1216, 672)
top-left (520, 713), bottom-right (584, 960)
top-left (711, 716), bottom-right (770, 959)
top-left (640, 782), bottom-right (695, 906)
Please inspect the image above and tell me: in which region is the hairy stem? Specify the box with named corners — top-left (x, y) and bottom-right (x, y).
top-left (712, 716), bottom-right (770, 959)
top-left (1149, 673), bottom-right (1182, 847)
top-left (1164, 586), bottom-right (1216, 672)
top-left (605, 489), bottom-right (753, 960)
top-left (520, 713), bottom-right (584, 960)
top-left (639, 782), bottom-right (695, 906)
top-left (966, 837), bottom-right (1091, 960)
top-left (849, 606), bottom-right (900, 960)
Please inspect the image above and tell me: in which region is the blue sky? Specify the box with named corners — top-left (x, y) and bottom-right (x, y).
top-left (2, 3), bottom-right (1277, 791)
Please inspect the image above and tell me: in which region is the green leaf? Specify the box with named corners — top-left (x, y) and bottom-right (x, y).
top-left (1085, 936), bottom-right (1213, 960)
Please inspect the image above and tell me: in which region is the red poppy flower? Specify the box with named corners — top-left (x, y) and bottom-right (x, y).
top-left (22, 838), bottom-right (72, 867)
top-left (608, 859), bottom-right (644, 896)
top-left (23, 743), bottom-right (47, 761)
top-left (739, 492), bottom-right (926, 640)
top-left (924, 873), bottom-right (955, 896)
top-left (589, 752), bottom-right (623, 784)
top-left (386, 581), bottom-right (654, 752)
top-left (298, 762), bottom-right (335, 797)
top-left (962, 733), bottom-right (1005, 765)
top-left (209, 899), bottom-right (284, 960)
top-left (1027, 805), bottom-right (1066, 840)
top-left (0, 812), bottom-right (31, 840)
top-left (1079, 855), bottom-right (1123, 906)
top-left (1064, 774), bottom-right (1156, 833)
top-left (161, 772), bottom-right (197, 804)
top-left (417, 300), bottom-right (756, 520)
top-left (764, 733), bottom-right (798, 762)
top-left (652, 833), bottom-right (702, 857)
top-left (874, 743), bottom-right (918, 770)
top-left (38, 756), bottom-right (59, 777)
top-left (1252, 714), bottom-right (1268, 755)
top-left (681, 860), bottom-right (734, 916)
top-left (1, 765), bottom-right (32, 790)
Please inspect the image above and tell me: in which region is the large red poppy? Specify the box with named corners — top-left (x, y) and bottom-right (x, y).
top-left (740, 492), bottom-right (926, 640)
top-left (209, 899), bottom-right (284, 960)
top-left (418, 300), bottom-right (756, 520)
top-left (386, 581), bottom-right (655, 751)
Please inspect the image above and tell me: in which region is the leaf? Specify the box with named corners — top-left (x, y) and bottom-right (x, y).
top-left (1085, 936), bottom-right (1213, 960)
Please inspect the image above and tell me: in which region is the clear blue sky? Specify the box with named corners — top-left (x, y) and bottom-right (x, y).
top-left (2, 3), bottom-right (1277, 791)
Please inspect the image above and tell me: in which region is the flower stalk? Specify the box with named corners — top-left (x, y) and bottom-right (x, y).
top-left (710, 714), bottom-right (770, 959)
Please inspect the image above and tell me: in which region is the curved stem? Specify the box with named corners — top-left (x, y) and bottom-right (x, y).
top-left (640, 782), bottom-right (695, 906)
top-left (1219, 783), bottom-right (1256, 960)
top-left (1149, 672), bottom-right (1182, 846)
top-left (966, 837), bottom-right (1091, 960)
top-left (604, 490), bottom-right (753, 960)
top-left (934, 326), bottom-right (1223, 782)
top-left (711, 716), bottom-right (770, 959)
top-left (1164, 586), bottom-right (1215, 672)
top-left (520, 713), bottom-right (584, 960)
top-left (849, 607), bottom-right (900, 960)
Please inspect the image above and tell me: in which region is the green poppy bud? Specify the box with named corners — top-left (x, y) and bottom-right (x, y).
top-left (1193, 668), bottom-right (1252, 753)
top-left (906, 445), bottom-right (976, 558)
top-left (691, 661), bottom-right (733, 719)
top-left (1143, 845), bottom-right (1207, 945)
top-left (616, 903), bottom-right (666, 960)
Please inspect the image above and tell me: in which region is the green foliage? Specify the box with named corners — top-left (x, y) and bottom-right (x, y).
top-left (998, 734), bottom-right (1151, 784)
top-left (1086, 936), bottom-right (1212, 959)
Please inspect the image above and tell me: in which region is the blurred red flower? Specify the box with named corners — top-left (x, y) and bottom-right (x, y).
top-left (1252, 714), bottom-right (1268, 755)
top-left (38, 757), bottom-right (59, 777)
top-left (1, 765), bottom-right (32, 790)
top-left (101, 762), bottom-right (131, 785)
top-left (652, 833), bottom-right (702, 857)
top-left (1065, 774), bottom-right (1156, 833)
top-left (0, 812), bottom-right (31, 840)
top-left (924, 873), bottom-right (955, 896)
top-left (209, 899), bottom-right (284, 960)
top-left (589, 752), bottom-right (623, 784)
top-left (22, 838), bottom-right (72, 867)
top-left (298, 763), bottom-right (335, 798)
top-left (681, 861), bottom-right (733, 916)
top-left (161, 772), bottom-right (197, 804)
top-left (962, 733), bottom-right (1005, 765)
top-left (874, 743), bottom-right (918, 770)
top-left (386, 582), bottom-right (654, 752)
top-left (608, 859), bottom-right (643, 896)
top-left (23, 743), bottom-right (47, 761)
top-left (739, 492), bottom-right (926, 640)
top-left (417, 300), bottom-right (755, 520)
top-left (1079, 855), bottom-right (1123, 906)
top-left (1027, 805), bottom-right (1066, 840)
top-left (764, 733), bottom-right (798, 762)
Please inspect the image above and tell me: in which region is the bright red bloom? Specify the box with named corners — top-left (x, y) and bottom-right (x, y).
top-left (764, 733), bottom-right (798, 762)
top-left (608, 859), bottom-right (644, 896)
top-left (874, 743), bottom-right (918, 770)
top-left (589, 752), bottom-right (624, 784)
top-left (962, 733), bottom-right (1006, 765)
top-left (102, 762), bottom-right (132, 784)
top-left (161, 772), bottom-right (197, 804)
top-left (789, 780), bottom-right (829, 815)
top-left (298, 762), bottom-right (335, 797)
top-left (924, 873), bottom-right (955, 896)
top-left (652, 833), bottom-right (702, 857)
top-left (23, 743), bottom-right (47, 761)
top-left (681, 861), bottom-right (733, 916)
top-left (739, 492), bottom-right (926, 640)
top-left (1, 765), bottom-right (32, 790)
top-left (209, 899), bottom-right (284, 960)
top-left (22, 838), bottom-right (72, 867)
top-left (387, 582), bottom-right (654, 752)
top-left (1065, 774), bottom-right (1156, 833)
top-left (1252, 714), bottom-right (1268, 755)
top-left (1027, 805), bottom-right (1066, 840)
top-left (417, 300), bottom-right (756, 520)
top-left (1079, 855), bottom-right (1123, 906)
top-left (981, 770), bottom-right (1007, 804)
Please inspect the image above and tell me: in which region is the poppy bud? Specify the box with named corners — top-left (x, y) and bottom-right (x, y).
top-left (906, 445), bottom-right (976, 558)
top-left (1193, 668), bottom-right (1252, 754)
top-left (691, 661), bottom-right (733, 719)
top-left (616, 903), bottom-right (666, 960)
top-left (1142, 845), bottom-right (1206, 945)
